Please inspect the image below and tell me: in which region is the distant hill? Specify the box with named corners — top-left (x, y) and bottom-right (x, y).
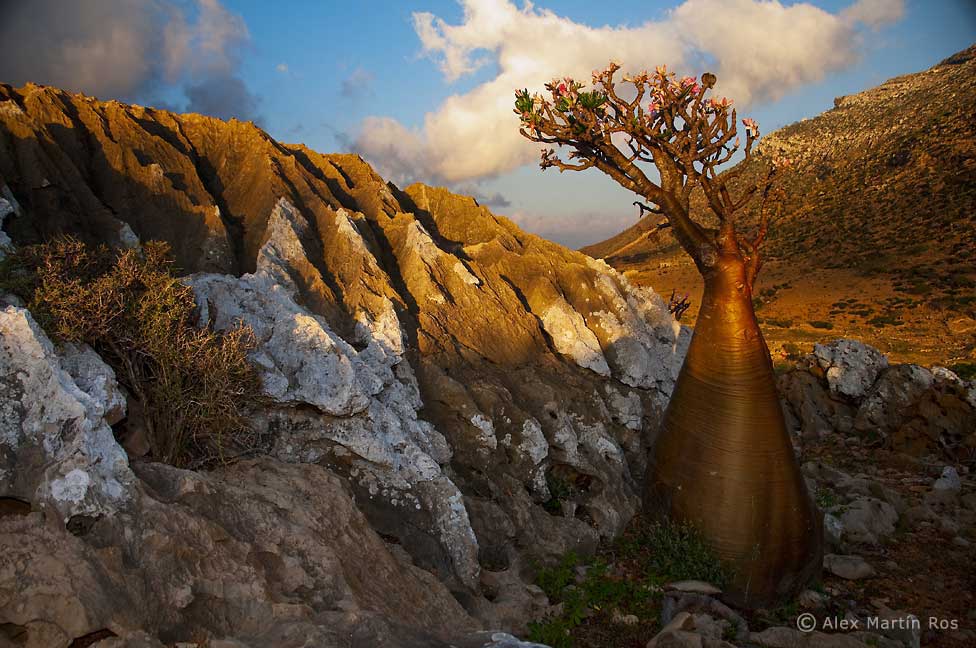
top-left (582, 45), bottom-right (976, 367)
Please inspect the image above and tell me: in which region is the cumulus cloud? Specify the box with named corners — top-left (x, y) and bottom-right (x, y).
top-left (276, 63), bottom-right (290, 73)
top-left (842, 0), bottom-right (905, 27)
top-left (354, 0), bottom-right (905, 185)
top-left (0, 0), bottom-right (262, 123)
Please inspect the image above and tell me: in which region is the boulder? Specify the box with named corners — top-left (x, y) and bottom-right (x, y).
top-left (824, 554), bottom-right (876, 580)
top-left (812, 340), bottom-right (889, 401)
top-left (0, 306), bottom-right (134, 525)
top-left (833, 497), bottom-right (898, 545)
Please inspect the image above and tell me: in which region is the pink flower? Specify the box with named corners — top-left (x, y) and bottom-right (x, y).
top-left (648, 102), bottom-right (660, 113)
top-left (680, 76), bottom-right (696, 87)
top-left (691, 83), bottom-right (701, 95)
top-left (742, 118), bottom-right (758, 130)
top-left (557, 83), bottom-right (568, 96)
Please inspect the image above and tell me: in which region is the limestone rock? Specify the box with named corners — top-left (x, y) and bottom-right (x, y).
top-left (813, 340), bottom-right (888, 401)
top-left (0, 306), bottom-right (133, 524)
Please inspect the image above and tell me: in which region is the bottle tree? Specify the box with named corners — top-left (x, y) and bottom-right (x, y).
top-left (515, 63), bottom-right (822, 607)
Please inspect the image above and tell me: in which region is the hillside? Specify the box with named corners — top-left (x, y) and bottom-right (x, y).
top-left (582, 45), bottom-right (976, 368)
top-left (0, 80), bottom-right (689, 645)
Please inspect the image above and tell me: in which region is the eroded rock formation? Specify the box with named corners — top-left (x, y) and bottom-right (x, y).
top-left (0, 83), bottom-right (689, 645)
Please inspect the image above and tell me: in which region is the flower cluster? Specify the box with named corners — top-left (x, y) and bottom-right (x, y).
top-left (707, 96), bottom-right (733, 112)
top-left (742, 117), bottom-right (759, 137)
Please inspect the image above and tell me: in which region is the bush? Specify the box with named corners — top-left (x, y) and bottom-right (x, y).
top-left (1, 237), bottom-right (263, 467)
top-left (808, 320), bottom-right (834, 330)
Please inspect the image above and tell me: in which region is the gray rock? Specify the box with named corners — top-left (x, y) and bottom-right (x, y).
top-left (0, 306), bottom-right (134, 524)
top-left (813, 339), bottom-right (889, 401)
top-left (665, 580), bottom-right (723, 595)
top-left (824, 554), bottom-right (876, 580)
top-left (934, 466), bottom-right (962, 492)
top-left (834, 497), bottom-right (898, 545)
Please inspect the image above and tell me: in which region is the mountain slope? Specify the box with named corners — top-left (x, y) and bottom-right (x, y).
top-left (0, 80), bottom-right (689, 635)
top-left (582, 46), bottom-right (976, 367)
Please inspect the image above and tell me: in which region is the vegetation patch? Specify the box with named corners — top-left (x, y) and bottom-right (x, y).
top-left (808, 320), bottom-right (834, 330)
top-left (527, 518), bottom-right (732, 648)
top-left (949, 362), bottom-right (976, 381)
top-left (0, 238), bottom-right (264, 467)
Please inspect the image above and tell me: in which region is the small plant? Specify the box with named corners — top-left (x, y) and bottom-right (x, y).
top-left (782, 341), bottom-right (805, 361)
top-left (527, 517), bottom-right (732, 647)
top-left (808, 320), bottom-right (834, 330)
top-left (667, 288), bottom-right (692, 320)
top-left (814, 487), bottom-right (839, 511)
top-left (1, 237), bottom-right (263, 467)
top-left (764, 317), bottom-right (794, 328)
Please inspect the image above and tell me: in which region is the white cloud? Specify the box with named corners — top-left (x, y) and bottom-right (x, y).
top-left (842, 0), bottom-right (905, 27)
top-left (354, 0), bottom-right (904, 185)
top-left (276, 63), bottom-right (289, 73)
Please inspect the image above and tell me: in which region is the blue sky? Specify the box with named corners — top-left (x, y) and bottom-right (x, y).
top-left (2, 0), bottom-right (974, 248)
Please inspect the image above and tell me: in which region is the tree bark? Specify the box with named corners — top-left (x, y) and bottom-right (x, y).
top-left (645, 253), bottom-right (822, 607)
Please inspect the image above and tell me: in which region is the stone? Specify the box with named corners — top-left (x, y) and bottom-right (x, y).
top-left (823, 513), bottom-right (845, 550)
top-left (665, 580), bottom-right (723, 595)
top-left (812, 339), bottom-right (889, 401)
top-left (798, 589), bottom-right (826, 609)
top-left (933, 466), bottom-right (962, 492)
top-left (903, 504), bottom-right (939, 527)
top-left (0, 306), bottom-right (134, 524)
top-left (824, 554), bottom-right (876, 580)
top-left (834, 497), bottom-right (898, 545)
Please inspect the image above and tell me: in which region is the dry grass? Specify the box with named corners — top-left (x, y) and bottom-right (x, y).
top-left (1, 238), bottom-right (264, 467)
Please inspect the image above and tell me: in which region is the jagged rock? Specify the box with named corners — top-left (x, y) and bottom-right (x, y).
top-left (812, 340), bottom-right (889, 401)
top-left (778, 370), bottom-right (854, 438)
top-left (0, 306), bottom-right (133, 524)
top-left (824, 554), bottom-right (876, 580)
top-left (0, 459), bottom-right (482, 648)
top-left (0, 182), bottom-right (19, 257)
top-left (57, 342), bottom-right (127, 426)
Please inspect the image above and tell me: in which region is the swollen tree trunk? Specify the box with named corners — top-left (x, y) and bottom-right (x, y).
top-left (646, 253), bottom-right (822, 607)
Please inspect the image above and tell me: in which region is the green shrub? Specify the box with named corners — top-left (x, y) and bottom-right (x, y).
top-left (527, 518), bottom-right (732, 647)
top-left (949, 362), bottom-right (976, 381)
top-left (808, 320), bottom-right (834, 330)
top-left (1, 237), bottom-right (263, 467)
top-left (763, 317), bottom-right (793, 328)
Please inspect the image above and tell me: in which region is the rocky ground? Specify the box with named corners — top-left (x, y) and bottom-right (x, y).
top-left (516, 340), bottom-right (975, 648)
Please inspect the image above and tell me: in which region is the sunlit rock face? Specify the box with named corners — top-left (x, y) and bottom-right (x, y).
top-left (0, 82), bottom-right (689, 637)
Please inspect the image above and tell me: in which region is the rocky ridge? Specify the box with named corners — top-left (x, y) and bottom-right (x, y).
top-left (0, 82), bottom-right (687, 645)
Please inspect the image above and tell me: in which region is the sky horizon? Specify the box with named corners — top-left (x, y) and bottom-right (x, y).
top-left (1, 0), bottom-right (974, 249)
